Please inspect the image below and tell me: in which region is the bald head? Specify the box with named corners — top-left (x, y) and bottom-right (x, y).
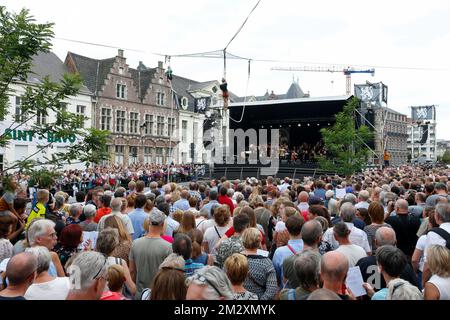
top-left (375, 226), bottom-right (396, 247)
top-left (395, 199), bottom-right (409, 214)
top-left (110, 198), bottom-right (123, 212)
top-left (5, 252), bottom-right (37, 286)
top-left (301, 220), bottom-right (323, 247)
top-left (321, 251), bottom-right (348, 283)
top-left (298, 191), bottom-right (309, 203)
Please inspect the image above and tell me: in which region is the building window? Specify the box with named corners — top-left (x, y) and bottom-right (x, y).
top-left (14, 96), bottom-right (27, 122)
top-left (116, 84), bottom-right (126, 99)
top-left (193, 122), bottom-right (198, 143)
top-left (144, 147), bottom-right (153, 164)
top-left (0, 154), bottom-right (3, 171)
top-left (115, 145), bottom-right (124, 164)
top-left (157, 116), bottom-right (165, 136)
top-left (76, 105), bottom-right (85, 128)
top-left (182, 152), bottom-right (187, 164)
top-left (157, 92), bottom-right (165, 106)
top-left (129, 112), bottom-right (139, 134)
top-left (129, 146), bottom-right (138, 164)
top-left (156, 147), bottom-right (164, 164)
top-left (145, 114), bottom-right (153, 135)
top-left (56, 103), bottom-right (67, 125)
top-left (168, 117), bottom-right (175, 136)
top-left (101, 108), bottom-right (112, 131)
top-left (36, 110), bottom-right (47, 126)
top-left (222, 126), bottom-right (227, 144)
top-left (182, 120), bottom-right (188, 142)
top-left (116, 110), bottom-right (126, 133)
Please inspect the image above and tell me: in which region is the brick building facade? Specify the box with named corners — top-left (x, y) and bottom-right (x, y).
top-left (65, 50), bottom-right (178, 165)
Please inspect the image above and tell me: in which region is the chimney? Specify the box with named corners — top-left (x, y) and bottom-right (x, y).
top-left (118, 49), bottom-right (124, 57)
top-left (158, 61), bottom-right (163, 69)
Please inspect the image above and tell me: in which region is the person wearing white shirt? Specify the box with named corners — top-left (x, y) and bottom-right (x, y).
top-left (202, 206), bottom-right (232, 256)
top-left (278, 178), bottom-right (291, 193)
top-left (323, 202), bottom-right (371, 254)
top-left (422, 203), bottom-right (450, 287)
top-left (424, 244), bottom-right (450, 300)
top-left (296, 191), bottom-right (309, 212)
top-left (355, 190), bottom-right (370, 210)
top-left (98, 198), bottom-right (134, 236)
top-left (334, 222), bottom-right (367, 268)
top-left (24, 246), bottom-right (70, 300)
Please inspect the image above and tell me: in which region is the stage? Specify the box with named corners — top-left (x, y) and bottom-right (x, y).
top-left (208, 95), bottom-right (352, 179)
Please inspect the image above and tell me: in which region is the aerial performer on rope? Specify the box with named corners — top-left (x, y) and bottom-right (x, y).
top-left (220, 77), bottom-right (229, 111)
top-left (165, 66), bottom-right (173, 81)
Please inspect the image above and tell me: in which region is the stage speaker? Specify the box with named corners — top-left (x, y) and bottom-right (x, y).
top-left (419, 124), bottom-right (428, 144)
top-left (366, 109), bottom-right (375, 131)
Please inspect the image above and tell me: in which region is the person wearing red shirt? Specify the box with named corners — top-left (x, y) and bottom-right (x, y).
top-left (218, 187), bottom-right (235, 215)
top-left (94, 194), bottom-right (112, 224)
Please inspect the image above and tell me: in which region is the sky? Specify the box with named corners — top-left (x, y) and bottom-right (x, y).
top-left (3, 0), bottom-right (450, 139)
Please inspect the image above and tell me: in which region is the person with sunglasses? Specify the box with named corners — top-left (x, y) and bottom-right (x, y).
top-left (66, 251), bottom-right (109, 300)
top-left (186, 266), bottom-right (233, 300)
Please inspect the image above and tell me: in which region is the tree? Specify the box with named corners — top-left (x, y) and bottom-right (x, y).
top-left (318, 97), bottom-right (373, 177)
top-left (0, 6), bottom-right (110, 174)
top-left (442, 149), bottom-right (450, 164)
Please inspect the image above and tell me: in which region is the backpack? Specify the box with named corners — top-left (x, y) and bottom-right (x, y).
top-left (429, 227), bottom-right (450, 250)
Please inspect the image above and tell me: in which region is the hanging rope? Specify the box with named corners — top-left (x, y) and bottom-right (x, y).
top-left (229, 59), bottom-right (251, 123)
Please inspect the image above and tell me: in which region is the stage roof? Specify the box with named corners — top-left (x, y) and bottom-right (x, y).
top-left (229, 95), bottom-right (352, 108)
top-left (228, 95), bottom-right (353, 128)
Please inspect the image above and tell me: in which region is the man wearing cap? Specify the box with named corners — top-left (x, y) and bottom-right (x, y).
top-left (129, 209), bottom-right (173, 299)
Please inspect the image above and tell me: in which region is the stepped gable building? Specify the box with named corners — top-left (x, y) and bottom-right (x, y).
top-left (65, 49), bottom-right (178, 165)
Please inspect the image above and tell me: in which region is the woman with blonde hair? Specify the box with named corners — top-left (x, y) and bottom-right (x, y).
top-left (240, 228), bottom-right (278, 300)
top-left (225, 253), bottom-right (258, 300)
top-left (104, 215), bottom-right (132, 263)
top-left (125, 194), bottom-right (136, 214)
top-left (100, 264), bottom-right (128, 300)
top-left (172, 209), bottom-right (184, 224)
top-left (424, 245), bottom-right (450, 300)
top-left (144, 199), bottom-right (154, 213)
top-left (178, 211), bottom-right (196, 234)
top-left (202, 205), bottom-right (232, 255)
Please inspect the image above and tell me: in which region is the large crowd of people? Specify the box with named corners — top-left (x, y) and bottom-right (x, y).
top-left (0, 163), bottom-right (449, 300)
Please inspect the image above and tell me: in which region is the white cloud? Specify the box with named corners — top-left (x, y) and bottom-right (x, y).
top-left (3, 0), bottom-right (450, 139)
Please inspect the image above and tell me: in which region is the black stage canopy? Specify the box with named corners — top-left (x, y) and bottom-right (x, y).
top-left (229, 95), bottom-right (352, 130)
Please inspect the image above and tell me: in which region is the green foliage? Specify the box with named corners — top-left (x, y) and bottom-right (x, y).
top-left (0, 6), bottom-right (110, 174)
top-left (318, 97), bottom-right (373, 176)
top-left (442, 150), bottom-right (450, 164)
top-left (26, 168), bottom-right (59, 189)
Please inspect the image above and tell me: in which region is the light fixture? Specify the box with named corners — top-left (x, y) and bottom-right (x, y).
top-left (328, 123), bottom-right (331, 126)
top-left (298, 123), bottom-right (301, 127)
top-left (307, 123), bottom-right (310, 126)
top-left (288, 125), bottom-right (291, 127)
top-left (317, 123), bottom-right (320, 126)
top-left (279, 125), bottom-right (282, 128)
top-left (270, 125), bottom-right (273, 128)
